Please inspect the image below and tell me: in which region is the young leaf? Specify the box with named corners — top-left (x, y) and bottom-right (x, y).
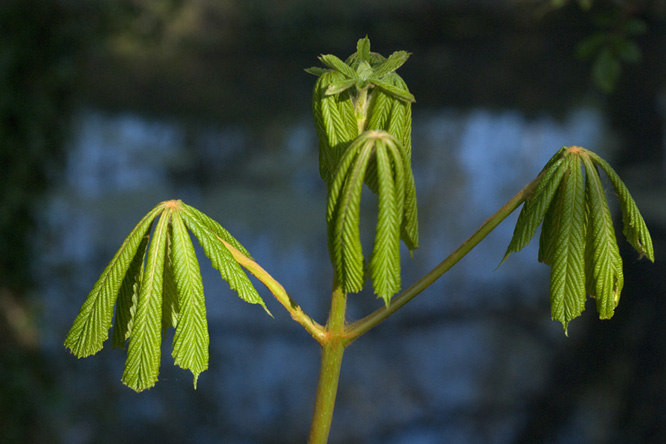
top-left (548, 155), bottom-right (587, 334)
top-left (371, 78), bottom-right (416, 103)
top-left (122, 209), bottom-right (171, 392)
top-left (371, 51), bottom-right (411, 79)
top-left (582, 156), bottom-right (624, 319)
top-left (369, 141), bottom-right (402, 304)
top-left (330, 139), bottom-right (374, 293)
top-left (181, 202), bottom-right (252, 258)
top-left (112, 231), bottom-right (150, 349)
top-left (161, 224), bottom-right (180, 333)
top-left (501, 157), bottom-right (567, 264)
top-left (170, 210), bottom-right (209, 389)
top-left (356, 36), bottom-right (371, 63)
top-left (65, 204), bottom-right (163, 357)
top-left (319, 54), bottom-right (357, 79)
top-left (181, 209), bottom-right (270, 314)
top-left (588, 152), bottom-right (654, 262)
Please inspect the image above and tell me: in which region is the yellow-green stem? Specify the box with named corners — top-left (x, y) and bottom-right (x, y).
top-left (307, 280), bottom-right (348, 444)
top-left (219, 238), bottom-right (327, 343)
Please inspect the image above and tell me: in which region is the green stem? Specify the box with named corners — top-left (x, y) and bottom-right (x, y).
top-left (307, 280), bottom-right (348, 444)
top-left (344, 175), bottom-right (541, 344)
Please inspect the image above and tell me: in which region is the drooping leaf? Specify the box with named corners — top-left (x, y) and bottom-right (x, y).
top-left (112, 231), bottom-right (150, 349)
top-left (312, 71), bottom-right (357, 185)
top-left (330, 138), bottom-right (374, 293)
top-left (582, 156), bottom-right (624, 319)
top-left (547, 155), bottom-right (587, 334)
top-left (181, 202), bottom-right (252, 258)
top-left (588, 151), bottom-right (654, 262)
top-left (369, 141), bottom-right (402, 304)
top-left (170, 210), bottom-right (209, 389)
top-left (122, 209), bottom-right (171, 392)
top-left (502, 157), bottom-right (567, 264)
top-left (65, 204), bottom-right (163, 357)
top-left (161, 223), bottom-right (180, 333)
top-left (181, 209), bottom-right (270, 314)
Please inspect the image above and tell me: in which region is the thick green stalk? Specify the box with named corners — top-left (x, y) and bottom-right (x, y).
top-left (307, 280), bottom-right (348, 444)
top-left (344, 175), bottom-right (542, 344)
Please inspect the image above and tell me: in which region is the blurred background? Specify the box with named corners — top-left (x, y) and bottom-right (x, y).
top-left (1, 0), bottom-right (665, 443)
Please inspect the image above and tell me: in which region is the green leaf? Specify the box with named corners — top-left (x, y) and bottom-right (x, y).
top-left (372, 50), bottom-right (411, 79)
top-left (329, 137), bottom-right (374, 293)
top-left (356, 36), bottom-right (371, 63)
top-left (369, 140), bottom-right (403, 304)
top-left (312, 71), bottom-right (357, 185)
top-left (112, 230), bottom-right (150, 349)
top-left (592, 47), bottom-right (621, 93)
top-left (161, 224), bottom-right (180, 333)
top-left (65, 204), bottom-right (163, 357)
top-left (502, 157), bottom-right (567, 264)
top-left (371, 77), bottom-right (416, 103)
top-left (325, 79), bottom-right (357, 96)
top-left (181, 209), bottom-right (270, 314)
top-left (547, 155), bottom-right (587, 334)
top-left (122, 209), bottom-right (171, 392)
top-left (170, 210), bottom-right (209, 389)
top-left (319, 54), bottom-right (357, 79)
top-left (588, 152), bottom-right (654, 262)
top-left (181, 202), bottom-right (252, 258)
top-left (613, 38), bottom-right (641, 64)
top-left (582, 155), bottom-right (624, 319)
top-left (304, 66), bottom-right (329, 76)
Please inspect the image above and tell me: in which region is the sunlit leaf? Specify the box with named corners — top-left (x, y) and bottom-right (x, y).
top-left (181, 209), bottom-right (270, 314)
top-left (161, 224), bottom-right (180, 333)
top-left (372, 50), bottom-right (411, 79)
top-left (588, 151), bottom-right (654, 261)
top-left (319, 54), bottom-right (357, 79)
top-left (170, 210), bottom-right (209, 389)
top-left (65, 204), bottom-right (163, 357)
top-left (112, 232), bottom-right (150, 349)
top-left (122, 209), bottom-right (171, 391)
top-left (369, 140), bottom-right (402, 304)
top-left (548, 155), bottom-right (587, 334)
top-left (582, 155), bottom-right (623, 319)
top-left (502, 157), bottom-right (566, 264)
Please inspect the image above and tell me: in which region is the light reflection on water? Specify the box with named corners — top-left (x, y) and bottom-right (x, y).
top-left (40, 106), bottom-right (605, 444)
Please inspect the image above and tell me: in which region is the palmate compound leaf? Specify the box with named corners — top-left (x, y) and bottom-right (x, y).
top-left (327, 130), bottom-right (413, 304)
top-left (66, 199), bottom-right (270, 392)
top-left (501, 146), bottom-right (654, 334)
